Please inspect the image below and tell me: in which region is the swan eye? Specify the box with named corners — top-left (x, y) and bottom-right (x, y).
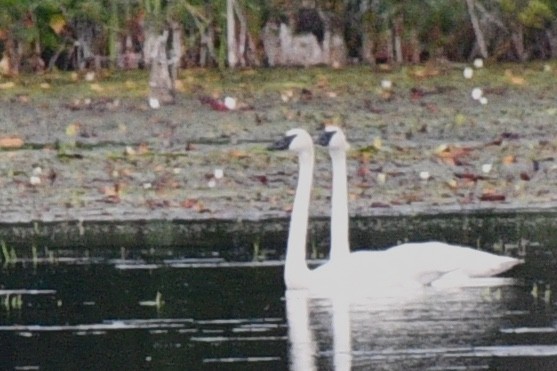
top-left (318, 130), bottom-right (336, 146)
top-left (268, 134), bottom-right (296, 151)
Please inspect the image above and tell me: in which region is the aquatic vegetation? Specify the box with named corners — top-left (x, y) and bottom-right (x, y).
top-left (1, 293), bottom-right (22, 311)
top-left (139, 291), bottom-right (164, 310)
top-left (0, 240), bottom-right (17, 266)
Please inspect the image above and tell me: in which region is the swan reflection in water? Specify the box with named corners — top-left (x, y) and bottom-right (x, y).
top-left (285, 280), bottom-right (557, 370)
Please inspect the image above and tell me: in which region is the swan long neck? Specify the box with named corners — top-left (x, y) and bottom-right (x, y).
top-left (329, 149), bottom-right (350, 261)
top-left (284, 149), bottom-right (313, 289)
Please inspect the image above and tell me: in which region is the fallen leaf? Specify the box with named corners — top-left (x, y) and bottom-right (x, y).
top-left (137, 143), bottom-right (150, 155)
top-left (357, 165), bottom-right (370, 178)
top-left (501, 132), bottom-right (520, 140)
top-left (435, 145), bottom-right (472, 166)
top-left (281, 90), bottom-right (294, 102)
top-left (410, 87), bottom-right (425, 100)
top-left (300, 88), bottom-right (312, 101)
top-left (502, 155), bottom-right (515, 165)
top-left (520, 172), bottom-right (530, 181)
top-left (182, 198), bottom-right (199, 208)
top-left (194, 202), bottom-right (210, 213)
top-left (479, 193), bottom-right (506, 202)
top-left (182, 198), bottom-right (210, 213)
top-left (102, 194), bottom-right (121, 203)
top-left (404, 193), bottom-right (423, 203)
top-left (0, 136), bottom-right (24, 148)
top-left (146, 199), bottom-right (170, 209)
top-left (48, 169), bottom-right (57, 185)
top-left (100, 183), bottom-right (121, 201)
top-left (446, 179), bottom-right (458, 189)
top-left (251, 175), bottom-right (269, 185)
top-left (199, 96), bottom-right (228, 111)
top-left (454, 172), bottom-right (487, 182)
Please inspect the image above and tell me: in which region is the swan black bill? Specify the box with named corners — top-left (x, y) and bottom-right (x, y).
top-left (268, 134), bottom-right (296, 151)
top-left (318, 130), bottom-right (336, 146)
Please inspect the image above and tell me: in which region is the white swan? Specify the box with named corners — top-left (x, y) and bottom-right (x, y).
top-left (318, 125), bottom-right (523, 287)
top-left (269, 128), bottom-right (473, 292)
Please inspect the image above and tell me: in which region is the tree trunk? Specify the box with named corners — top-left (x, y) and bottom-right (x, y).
top-left (226, 0), bottom-right (238, 68)
top-left (361, 32), bottom-right (375, 65)
top-left (4, 35), bottom-right (20, 76)
top-left (465, 0), bottom-right (488, 59)
top-left (546, 26), bottom-right (557, 59)
top-left (148, 29), bottom-right (175, 107)
top-left (108, 0), bottom-right (119, 69)
top-left (409, 29), bottom-right (420, 64)
top-left (169, 21), bottom-right (182, 87)
top-left (511, 24), bottom-right (526, 61)
top-left (386, 29), bottom-right (394, 63)
top-left (233, 0), bottom-right (248, 67)
top-left (393, 16), bottom-right (403, 64)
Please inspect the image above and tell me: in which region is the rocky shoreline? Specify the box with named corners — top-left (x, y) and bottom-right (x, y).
top-left (1, 66), bottom-right (557, 251)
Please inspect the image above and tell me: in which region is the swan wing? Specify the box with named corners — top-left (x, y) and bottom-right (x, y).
top-left (344, 251), bottom-right (453, 287)
top-left (384, 241), bottom-right (523, 278)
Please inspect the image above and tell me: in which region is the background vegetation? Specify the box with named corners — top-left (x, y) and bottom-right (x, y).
top-left (1, 0), bottom-right (557, 76)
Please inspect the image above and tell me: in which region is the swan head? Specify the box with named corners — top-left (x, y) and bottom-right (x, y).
top-left (318, 126), bottom-right (350, 152)
top-left (268, 128), bottom-right (314, 153)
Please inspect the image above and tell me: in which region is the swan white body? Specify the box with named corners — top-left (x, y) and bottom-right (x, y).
top-left (319, 126), bottom-right (523, 288)
top-left (270, 129), bottom-right (446, 292)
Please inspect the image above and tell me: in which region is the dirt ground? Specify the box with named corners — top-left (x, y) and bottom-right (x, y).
top-left (1, 64), bottom-right (557, 225)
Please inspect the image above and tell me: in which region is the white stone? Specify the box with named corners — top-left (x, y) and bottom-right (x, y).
top-left (463, 67), bottom-right (474, 79)
top-left (30, 175), bottom-right (41, 186)
top-left (149, 97), bottom-right (160, 109)
top-left (381, 79), bottom-right (392, 89)
top-left (419, 171), bottom-right (430, 181)
top-left (214, 168), bottom-right (224, 179)
top-left (85, 71), bottom-right (95, 81)
top-left (471, 87), bottom-right (483, 100)
top-left (481, 164), bottom-right (492, 173)
top-left (224, 96), bottom-right (237, 110)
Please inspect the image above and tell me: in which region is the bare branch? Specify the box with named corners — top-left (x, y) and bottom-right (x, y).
top-left (465, 0), bottom-right (488, 59)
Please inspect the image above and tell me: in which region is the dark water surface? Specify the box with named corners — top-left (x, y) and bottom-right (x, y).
top-left (0, 244), bottom-right (556, 370)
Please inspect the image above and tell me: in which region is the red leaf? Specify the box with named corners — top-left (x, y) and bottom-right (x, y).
top-left (199, 96), bottom-right (229, 111)
top-left (182, 198), bottom-right (199, 208)
top-left (479, 194), bottom-right (506, 201)
top-left (251, 175), bottom-right (269, 185)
